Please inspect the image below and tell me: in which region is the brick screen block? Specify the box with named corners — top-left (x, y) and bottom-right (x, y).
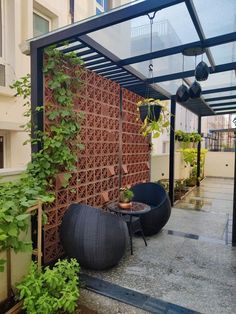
top-left (43, 65), bottom-right (150, 264)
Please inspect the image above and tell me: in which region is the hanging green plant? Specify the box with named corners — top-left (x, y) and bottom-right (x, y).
top-left (0, 46), bottom-right (85, 271)
top-left (137, 99), bottom-right (170, 138)
top-left (175, 130), bottom-right (202, 143)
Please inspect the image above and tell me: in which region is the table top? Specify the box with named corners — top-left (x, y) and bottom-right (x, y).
top-left (107, 201), bottom-right (151, 215)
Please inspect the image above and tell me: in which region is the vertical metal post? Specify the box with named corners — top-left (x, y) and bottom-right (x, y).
top-left (197, 116), bottom-right (201, 186)
top-left (118, 87), bottom-right (123, 189)
top-left (31, 45), bottom-right (44, 153)
top-left (232, 131), bottom-right (236, 246)
top-left (30, 44), bottom-right (44, 261)
top-left (169, 97), bottom-right (176, 206)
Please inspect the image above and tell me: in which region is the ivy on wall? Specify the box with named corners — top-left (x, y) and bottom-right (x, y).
top-left (0, 46), bottom-right (84, 271)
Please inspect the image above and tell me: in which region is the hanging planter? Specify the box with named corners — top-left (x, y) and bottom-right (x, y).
top-left (137, 98), bottom-right (170, 138)
top-left (138, 102), bottom-right (162, 122)
top-left (176, 84), bottom-right (190, 103)
top-left (195, 61), bottom-right (209, 81)
top-left (189, 81), bottom-right (202, 99)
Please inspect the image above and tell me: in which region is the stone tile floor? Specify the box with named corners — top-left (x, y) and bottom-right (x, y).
top-left (82, 177), bottom-right (236, 314)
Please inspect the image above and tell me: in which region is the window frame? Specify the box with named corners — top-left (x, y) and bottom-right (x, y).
top-left (33, 9), bottom-right (51, 38)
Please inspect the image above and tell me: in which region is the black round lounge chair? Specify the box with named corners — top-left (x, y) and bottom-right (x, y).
top-left (60, 203), bottom-right (128, 270)
top-left (131, 182), bottom-right (171, 236)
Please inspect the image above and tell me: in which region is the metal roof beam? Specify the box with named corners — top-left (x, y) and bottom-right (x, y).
top-left (205, 95), bottom-right (236, 102)
top-left (117, 32), bottom-right (236, 66)
top-left (84, 58), bottom-right (108, 67)
top-left (185, 0), bottom-right (215, 69)
top-left (202, 86), bottom-right (236, 95)
top-left (96, 67), bottom-right (121, 75)
top-left (76, 49), bottom-right (94, 57)
top-left (62, 43), bottom-right (85, 53)
top-left (209, 102), bottom-right (236, 107)
top-left (214, 107), bottom-right (236, 112)
top-left (31, 0), bottom-right (184, 49)
top-left (82, 54), bottom-right (103, 62)
top-left (184, 0), bottom-right (215, 70)
top-left (87, 63), bottom-right (115, 70)
top-left (147, 62), bottom-right (236, 83)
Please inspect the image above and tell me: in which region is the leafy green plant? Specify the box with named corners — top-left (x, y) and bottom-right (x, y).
top-left (0, 46), bottom-right (84, 271)
top-left (16, 258), bottom-right (80, 314)
top-left (175, 130), bottom-right (202, 148)
top-left (137, 98), bottom-right (170, 138)
top-left (180, 148), bottom-right (208, 185)
top-left (119, 187), bottom-right (134, 203)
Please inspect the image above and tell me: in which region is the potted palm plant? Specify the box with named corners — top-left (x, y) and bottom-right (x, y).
top-left (137, 98), bottom-right (170, 138)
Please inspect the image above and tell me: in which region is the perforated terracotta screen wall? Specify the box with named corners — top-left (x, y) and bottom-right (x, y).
top-left (43, 67), bottom-right (150, 264)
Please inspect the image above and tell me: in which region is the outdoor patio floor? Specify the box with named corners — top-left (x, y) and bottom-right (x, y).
top-left (81, 177), bottom-right (236, 314)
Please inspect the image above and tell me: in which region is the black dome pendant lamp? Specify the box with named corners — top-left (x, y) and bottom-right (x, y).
top-left (195, 54), bottom-right (209, 81)
top-left (176, 54), bottom-right (190, 103)
top-left (189, 55), bottom-right (202, 99)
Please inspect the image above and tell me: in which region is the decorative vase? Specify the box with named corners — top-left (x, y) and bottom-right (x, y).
top-left (176, 84), bottom-right (190, 103)
top-left (195, 61), bottom-right (209, 81)
top-left (189, 81), bottom-right (202, 99)
top-left (139, 104), bottom-right (161, 122)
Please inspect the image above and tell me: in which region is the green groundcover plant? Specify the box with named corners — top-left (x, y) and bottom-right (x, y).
top-left (16, 259), bottom-right (80, 314)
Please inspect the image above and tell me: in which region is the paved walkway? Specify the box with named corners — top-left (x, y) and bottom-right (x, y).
top-left (82, 177), bottom-right (236, 314)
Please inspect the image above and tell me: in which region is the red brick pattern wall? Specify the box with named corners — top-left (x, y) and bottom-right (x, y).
top-left (43, 68), bottom-right (150, 264)
top-left (122, 88), bottom-right (150, 187)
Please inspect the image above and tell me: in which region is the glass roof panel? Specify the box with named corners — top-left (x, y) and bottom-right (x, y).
top-left (193, 0), bottom-right (236, 38)
top-left (131, 53), bottom-right (196, 77)
top-left (157, 79), bottom-right (182, 95)
top-left (88, 3), bottom-right (199, 59)
top-left (200, 71), bottom-right (236, 90)
top-left (211, 42), bottom-right (236, 65)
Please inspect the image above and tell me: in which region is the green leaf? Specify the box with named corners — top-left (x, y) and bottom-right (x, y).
top-left (16, 214), bottom-right (30, 221)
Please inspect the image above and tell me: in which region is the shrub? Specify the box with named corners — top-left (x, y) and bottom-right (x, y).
top-left (16, 259), bottom-right (80, 314)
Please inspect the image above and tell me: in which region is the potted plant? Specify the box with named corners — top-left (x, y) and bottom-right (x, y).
top-left (137, 98), bottom-right (170, 138)
top-left (119, 187), bottom-right (134, 209)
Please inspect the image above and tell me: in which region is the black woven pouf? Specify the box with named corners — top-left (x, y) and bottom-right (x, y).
top-left (131, 182), bottom-right (171, 236)
top-left (60, 204), bottom-right (128, 270)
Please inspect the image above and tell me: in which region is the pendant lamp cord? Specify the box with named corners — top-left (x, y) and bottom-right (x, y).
top-left (146, 12), bottom-right (156, 98)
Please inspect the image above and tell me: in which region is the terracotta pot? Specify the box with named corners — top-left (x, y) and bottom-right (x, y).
top-left (118, 202), bottom-right (132, 209)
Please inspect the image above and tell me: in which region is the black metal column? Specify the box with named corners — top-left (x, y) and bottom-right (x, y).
top-left (197, 116), bottom-right (201, 187)
top-left (232, 131), bottom-right (236, 246)
top-left (30, 44), bottom-right (44, 261)
top-left (31, 45), bottom-right (44, 153)
top-left (118, 87), bottom-right (123, 190)
top-left (169, 97), bottom-right (176, 206)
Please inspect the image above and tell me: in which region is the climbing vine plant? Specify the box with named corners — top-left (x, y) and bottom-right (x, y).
top-left (0, 46), bottom-right (84, 271)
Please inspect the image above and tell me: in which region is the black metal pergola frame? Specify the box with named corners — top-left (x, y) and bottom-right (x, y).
top-left (29, 0), bottom-right (236, 245)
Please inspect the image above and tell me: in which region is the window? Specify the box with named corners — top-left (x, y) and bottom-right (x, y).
top-left (33, 12), bottom-right (50, 37)
top-left (96, 0), bottom-right (109, 14)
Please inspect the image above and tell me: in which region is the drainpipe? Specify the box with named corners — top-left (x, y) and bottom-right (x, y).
top-left (197, 116), bottom-right (201, 186)
top-left (169, 96), bottom-right (176, 206)
top-left (70, 0), bottom-right (75, 23)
